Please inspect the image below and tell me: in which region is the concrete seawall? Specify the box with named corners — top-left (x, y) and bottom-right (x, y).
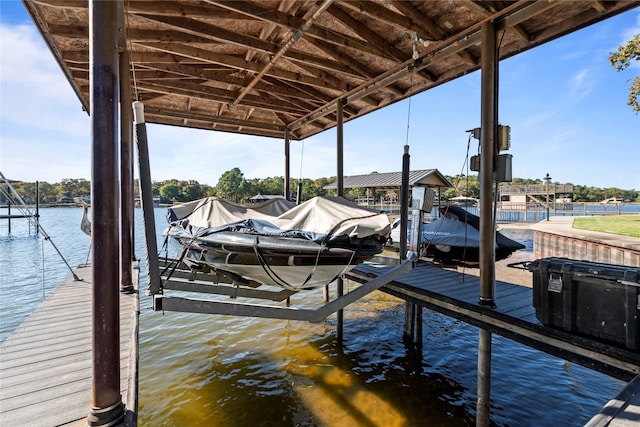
top-left (531, 217), bottom-right (640, 267)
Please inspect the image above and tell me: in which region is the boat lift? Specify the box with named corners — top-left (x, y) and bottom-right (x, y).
top-left (153, 254), bottom-right (415, 322)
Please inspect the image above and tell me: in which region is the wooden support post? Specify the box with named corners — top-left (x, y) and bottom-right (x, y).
top-left (88, 0), bottom-right (124, 425)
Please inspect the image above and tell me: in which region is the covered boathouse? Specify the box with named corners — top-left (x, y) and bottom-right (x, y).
top-left (17, 1), bottom-right (640, 426)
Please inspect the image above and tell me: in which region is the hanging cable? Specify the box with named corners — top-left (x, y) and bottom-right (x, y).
top-left (298, 140), bottom-right (305, 181)
top-left (1, 172), bottom-right (80, 281)
top-left (404, 72), bottom-right (414, 146)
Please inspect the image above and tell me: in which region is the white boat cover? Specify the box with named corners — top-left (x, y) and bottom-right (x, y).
top-left (167, 197), bottom-right (296, 224)
top-left (168, 196), bottom-right (391, 240)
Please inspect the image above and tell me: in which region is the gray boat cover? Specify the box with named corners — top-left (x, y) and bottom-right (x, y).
top-left (168, 196), bottom-right (391, 241)
top-left (420, 216), bottom-right (486, 247)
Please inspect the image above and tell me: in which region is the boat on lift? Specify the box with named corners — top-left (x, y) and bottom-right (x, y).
top-left (165, 196), bottom-right (391, 290)
top-left (390, 204), bottom-right (525, 266)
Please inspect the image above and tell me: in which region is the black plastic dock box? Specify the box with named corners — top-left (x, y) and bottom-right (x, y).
top-left (528, 258), bottom-right (640, 351)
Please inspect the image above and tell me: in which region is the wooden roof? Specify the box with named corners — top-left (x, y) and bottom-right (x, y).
top-left (324, 169), bottom-right (453, 190)
top-left (24, 1), bottom-right (638, 140)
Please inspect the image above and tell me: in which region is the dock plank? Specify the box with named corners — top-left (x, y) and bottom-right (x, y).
top-left (0, 264), bottom-right (138, 427)
top-left (348, 260), bottom-right (640, 381)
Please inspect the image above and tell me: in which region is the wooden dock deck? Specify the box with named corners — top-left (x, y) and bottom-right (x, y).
top-left (347, 261), bottom-right (640, 381)
top-left (0, 264), bottom-right (139, 426)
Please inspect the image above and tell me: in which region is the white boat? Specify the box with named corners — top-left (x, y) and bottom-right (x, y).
top-left (449, 196), bottom-right (479, 207)
top-left (389, 204), bottom-right (525, 266)
top-left (165, 196), bottom-right (391, 290)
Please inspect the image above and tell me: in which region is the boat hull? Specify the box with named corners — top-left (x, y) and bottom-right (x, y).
top-left (178, 231), bottom-right (382, 290)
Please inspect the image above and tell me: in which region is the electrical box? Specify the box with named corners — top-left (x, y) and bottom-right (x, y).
top-left (496, 154), bottom-right (512, 182)
top-left (499, 125), bottom-right (511, 151)
top-left (469, 154), bottom-right (511, 181)
top-left (470, 155), bottom-right (480, 172)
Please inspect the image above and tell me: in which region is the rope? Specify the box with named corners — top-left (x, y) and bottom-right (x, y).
top-left (249, 210), bottom-right (382, 290)
top-left (252, 236), bottom-right (297, 290)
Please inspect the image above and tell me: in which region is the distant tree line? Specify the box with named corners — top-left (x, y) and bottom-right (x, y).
top-left (1, 178), bottom-right (91, 205)
top-left (3, 170), bottom-right (639, 205)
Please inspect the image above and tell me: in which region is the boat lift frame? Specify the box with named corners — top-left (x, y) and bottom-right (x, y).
top-left (153, 256), bottom-right (415, 322)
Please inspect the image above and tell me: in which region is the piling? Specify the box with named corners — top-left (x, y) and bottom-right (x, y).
top-left (88, 0), bottom-right (124, 424)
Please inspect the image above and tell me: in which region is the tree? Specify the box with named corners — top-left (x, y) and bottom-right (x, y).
top-left (609, 34), bottom-right (640, 114)
top-left (216, 168), bottom-right (246, 202)
top-left (159, 183), bottom-right (181, 201)
top-left (181, 183), bottom-right (203, 201)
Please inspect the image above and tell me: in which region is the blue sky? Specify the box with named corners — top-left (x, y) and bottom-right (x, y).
top-left (1, 2), bottom-right (638, 189)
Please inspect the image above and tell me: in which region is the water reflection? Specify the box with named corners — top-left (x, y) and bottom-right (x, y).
top-left (138, 295), bottom-right (483, 426)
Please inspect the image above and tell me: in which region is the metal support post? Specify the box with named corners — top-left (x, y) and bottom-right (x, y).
top-left (478, 21), bottom-right (497, 308)
top-left (284, 128), bottom-right (290, 201)
top-left (118, 30), bottom-right (134, 293)
top-left (35, 181), bottom-right (40, 232)
top-left (399, 145), bottom-right (410, 260)
top-left (476, 21), bottom-right (497, 427)
top-left (133, 101), bottom-right (162, 296)
top-left (403, 301), bottom-right (415, 341)
top-left (88, 1), bottom-right (124, 425)
top-left (336, 99), bottom-right (344, 343)
top-left (476, 329), bottom-right (492, 426)
top-left (544, 173), bottom-right (551, 221)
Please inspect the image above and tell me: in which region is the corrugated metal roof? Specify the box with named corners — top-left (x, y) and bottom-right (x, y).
top-left (324, 169), bottom-right (453, 190)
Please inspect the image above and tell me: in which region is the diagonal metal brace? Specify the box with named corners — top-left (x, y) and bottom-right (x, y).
top-left (153, 259), bottom-right (414, 322)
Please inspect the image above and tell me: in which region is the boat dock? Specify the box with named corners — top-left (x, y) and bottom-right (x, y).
top-left (2, 255), bottom-right (639, 425)
top-left (347, 261), bottom-right (640, 381)
top-left (0, 264), bottom-right (139, 426)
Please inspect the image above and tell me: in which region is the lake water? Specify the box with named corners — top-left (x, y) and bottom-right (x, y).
top-left (1, 206), bottom-right (633, 426)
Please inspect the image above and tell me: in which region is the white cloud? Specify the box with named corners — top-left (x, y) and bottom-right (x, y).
top-left (568, 69), bottom-right (594, 101)
top-left (1, 23), bottom-right (91, 181)
top-left (1, 10), bottom-right (638, 189)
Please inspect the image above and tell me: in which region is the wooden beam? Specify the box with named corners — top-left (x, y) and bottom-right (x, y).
top-left (390, 0), bottom-right (447, 41)
top-left (207, 0), bottom-right (395, 60)
top-left (132, 13), bottom-right (367, 79)
top-left (133, 62), bottom-right (330, 103)
top-left (327, 3), bottom-right (408, 62)
top-left (341, 1), bottom-right (422, 35)
top-left (136, 41), bottom-right (349, 91)
top-left (143, 106), bottom-right (286, 133)
top-left (136, 80), bottom-right (306, 115)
